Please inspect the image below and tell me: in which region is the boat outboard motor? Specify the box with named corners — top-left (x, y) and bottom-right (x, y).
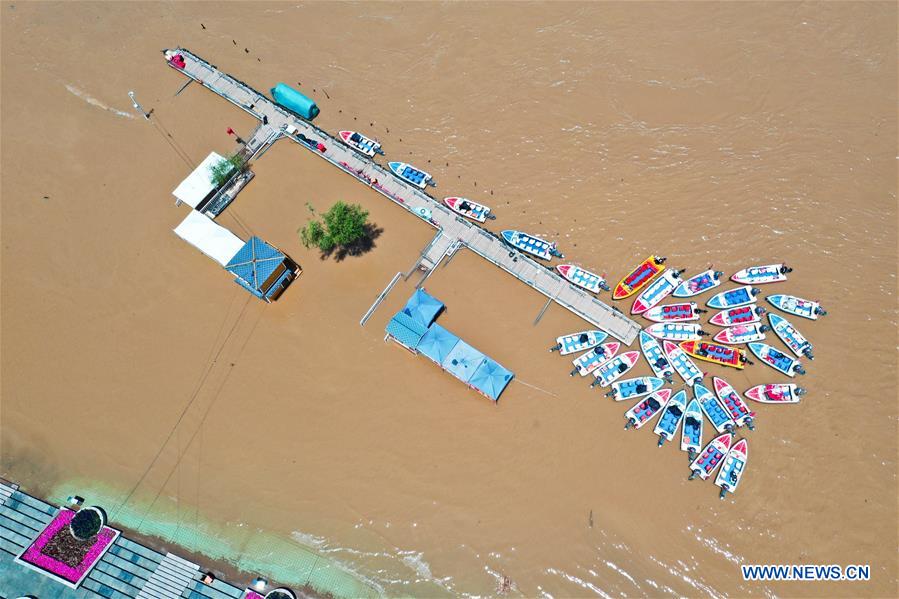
top-left (713, 271), bottom-right (724, 279)
top-left (795, 387), bottom-right (808, 396)
top-left (655, 256), bottom-right (667, 265)
top-left (750, 287), bottom-right (761, 296)
top-left (794, 365), bottom-right (806, 375)
top-left (756, 307), bottom-right (767, 316)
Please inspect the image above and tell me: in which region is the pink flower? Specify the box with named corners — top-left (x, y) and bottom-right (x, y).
top-left (20, 509), bottom-right (115, 583)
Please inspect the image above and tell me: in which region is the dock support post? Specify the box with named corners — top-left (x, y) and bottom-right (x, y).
top-left (534, 297), bottom-right (553, 325)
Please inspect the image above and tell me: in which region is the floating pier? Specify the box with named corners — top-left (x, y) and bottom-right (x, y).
top-left (164, 48), bottom-right (641, 343)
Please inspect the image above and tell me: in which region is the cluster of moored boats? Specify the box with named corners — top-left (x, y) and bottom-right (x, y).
top-left (551, 258), bottom-right (826, 499)
top-left (338, 131), bottom-right (827, 498)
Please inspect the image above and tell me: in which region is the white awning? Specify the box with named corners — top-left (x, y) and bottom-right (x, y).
top-left (172, 151), bottom-right (226, 208)
top-left (173, 210), bottom-right (245, 266)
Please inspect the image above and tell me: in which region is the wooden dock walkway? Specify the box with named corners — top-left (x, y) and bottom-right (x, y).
top-left (166, 48), bottom-right (641, 344)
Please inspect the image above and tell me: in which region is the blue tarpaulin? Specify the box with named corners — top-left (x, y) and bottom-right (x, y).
top-left (401, 289), bottom-right (444, 329)
top-left (386, 311), bottom-right (428, 349)
top-left (442, 340), bottom-right (486, 384)
top-left (469, 359), bottom-right (514, 401)
top-left (416, 323), bottom-right (459, 365)
top-left (225, 236), bottom-right (295, 301)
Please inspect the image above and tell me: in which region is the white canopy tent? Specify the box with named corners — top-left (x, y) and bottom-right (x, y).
top-left (173, 210), bottom-right (245, 266)
top-left (172, 151), bottom-right (226, 209)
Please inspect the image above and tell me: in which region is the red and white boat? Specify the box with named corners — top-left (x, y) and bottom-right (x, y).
top-left (443, 197), bottom-right (494, 223)
top-left (338, 130), bottom-right (383, 157)
top-left (744, 384), bottom-right (806, 404)
top-left (642, 302), bottom-right (704, 323)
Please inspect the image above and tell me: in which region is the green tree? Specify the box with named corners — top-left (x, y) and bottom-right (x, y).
top-left (209, 153), bottom-right (246, 188)
top-left (300, 201), bottom-right (370, 254)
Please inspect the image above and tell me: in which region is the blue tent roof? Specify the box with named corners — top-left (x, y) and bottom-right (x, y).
top-left (225, 237), bottom-right (287, 292)
top-left (469, 358), bottom-right (514, 401)
top-left (416, 323), bottom-right (459, 365)
top-left (386, 311), bottom-right (427, 349)
top-left (442, 340), bottom-right (486, 384)
top-left (401, 289), bottom-right (444, 329)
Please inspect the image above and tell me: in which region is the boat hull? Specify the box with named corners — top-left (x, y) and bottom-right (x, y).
top-left (673, 269), bottom-right (723, 297)
top-left (444, 197), bottom-right (490, 223)
top-left (556, 264), bottom-right (607, 293)
top-left (731, 264), bottom-right (788, 284)
top-left (613, 255), bottom-right (665, 299)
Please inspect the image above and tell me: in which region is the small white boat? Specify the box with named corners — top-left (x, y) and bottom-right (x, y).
top-left (570, 342), bottom-right (620, 377)
top-left (766, 294), bottom-right (826, 320)
top-left (709, 305), bottom-right (766, 326)
top-left (663, 341), bottom-right (704, 386)
top-left (713, 377), bottom-right (756, 429)
top-left (695, 382), bottom-right (735, 433)
top-left (550, 330), bottom-right (608, 355)
top-left (706, 286), bottom-right (760, 309)
top-left (643, 302), bottom-right (704, 323)
top-left (731, 264), bottom-right (791, 285)
top-left (590, 351), bottom-right (640, 388)
top-left (645, 323), bottom-right (707, 341)
top-left (673, 269), bottom-right (724, 297)
top-left (716, 439), bottom-right (749, 499)
top-left (388, 161), bottom-right (434, 189)
top-left (556, 264), bottom-right (609, 293)
top-left (605, 376), bottom-right (664, 401)
top-left (680, 399), bottom-right (703, 460)
top-left (689, 433), bottom-right (733, 480)
top-left (624, 389), bottom-right (672, 430)
top-left (338, 130), bottom-right (383, 157)
top-left (713, 323), bottom-right (768, 344)
top-left (444, 197), bottom-right (494, 223)
top-left (654, 389), bottom-right (688, 446)
top-left (744, 384), bottom-right (806, 404)
top-left (768, 313), bottom-right (814, 359)
top-left (749, 342), bottom-right (805, 377)
top-left (502, 230), bottom-right (563, 260)
top-left (639, 331), bottom-right (675, 382)
top-left (631, 269), bottom-right (685, 315)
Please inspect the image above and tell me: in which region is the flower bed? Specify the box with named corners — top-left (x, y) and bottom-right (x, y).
top-left (15, 508), bottom-right (119, 588)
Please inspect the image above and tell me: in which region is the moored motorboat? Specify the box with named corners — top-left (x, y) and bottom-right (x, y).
top-left (748, 342), bottom-right (805, 377)
top-left (744, 383), bottom-right (806, 404)
top-left (631, 269), bottom-right (686, 314)
top-left (766, 294), bottom-right (826, 320)
top-left (643, 302), bottom-right (705, 323)
top-left (673, 269), bottom-right (724, 297)
top-left (707, 286), bottom-right (760, 309)
top-left (338, 130), bottom-right (384, 157)
top-left (502, 230), bottom-right (563, 260)
top-left (556, 264), bottom-right (609, 293)
top-left (570, 342), bottom-right (620, 377)
top-left (590, 351), bottom-right (640, 388)
top-left (654, 389), bottom-right (687, 446)
top-left (663, 340), bottom-right (704, 386)
top-left (613, 255), bottom-right (666, 299)
top-left (713, 377), bottom-right (756, 429)
top-left (681, 399), bottom-right (703, 460)
top-left (605, 376), bottom-right (664, 401)
top-left (768, 313), bottom-right (814, 359)
top-left (624, 389), bottom-right (672, 430)
top-left (709, 305), bottom-right (766, 326)
top-left (443, 197), bottom-right (494, 222)
top-left (388, 161), bottom-right (435, 189)
top-left (716, 439), bottom-right (749, 499)
top-left (713, 323), bottom-right (769, 344)
top-left (679, 340), bottom-right (748, 370)
top-left (550, 330), bottom-right (607, 355)
top-left (639, 331), bottom-right (675, 382)
top-left (646, 323), bottom-right (708, 342)
top-left (689, 433), bottom-right (733, 480)
top-left (731, 264), bottom-right (791, 285)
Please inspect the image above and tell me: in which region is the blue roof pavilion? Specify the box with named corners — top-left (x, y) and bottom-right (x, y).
top-left (225, 236), bottom-right (299, 302)
top-left (416, 323), bottom-right (459, 365)
top-left (441, 340), bottom-right (486, 384)
top-left (401, 289), bottom-right (444, 329)
top-left (469, 359), bottom-right (514, 401)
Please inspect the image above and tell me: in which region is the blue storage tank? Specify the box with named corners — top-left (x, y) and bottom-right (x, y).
top-left (270, 83), bottom-right (320, 120)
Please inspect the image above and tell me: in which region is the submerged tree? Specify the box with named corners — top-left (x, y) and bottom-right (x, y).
top-left (209, 153), bottom-right (247, 188)
top-left (300, 201), bottom-right (370, 255)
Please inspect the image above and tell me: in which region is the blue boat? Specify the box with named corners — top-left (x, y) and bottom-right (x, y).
top-left (388, 161), bottom-right (434, 189)
top-left (768, 313), bottom-right (813, 359)
top-left (689, 433), bottom-right (733, 480)
top-left (716, 439), bottom-right (749, 499)
top-left (639, 331), bottom-right (675, 382)
top-left (694, 383), bottom-right (735, 433)
top-left (680, 399), bottom-right (703, 459)
top-left (673, 269), bottom-right (724, 297)
top-left (767, 294), bottom-right (826, 320)
top-left (749, 342), bottom-right (805, 377)
top-left (502, 230), bottom-right (563, 260)
top-left (606, 376), bottom-right (664, 401)
top-left (707, 286), bottom-right (760, 309)
top-left (654, 389), bottom-right (687, 446)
